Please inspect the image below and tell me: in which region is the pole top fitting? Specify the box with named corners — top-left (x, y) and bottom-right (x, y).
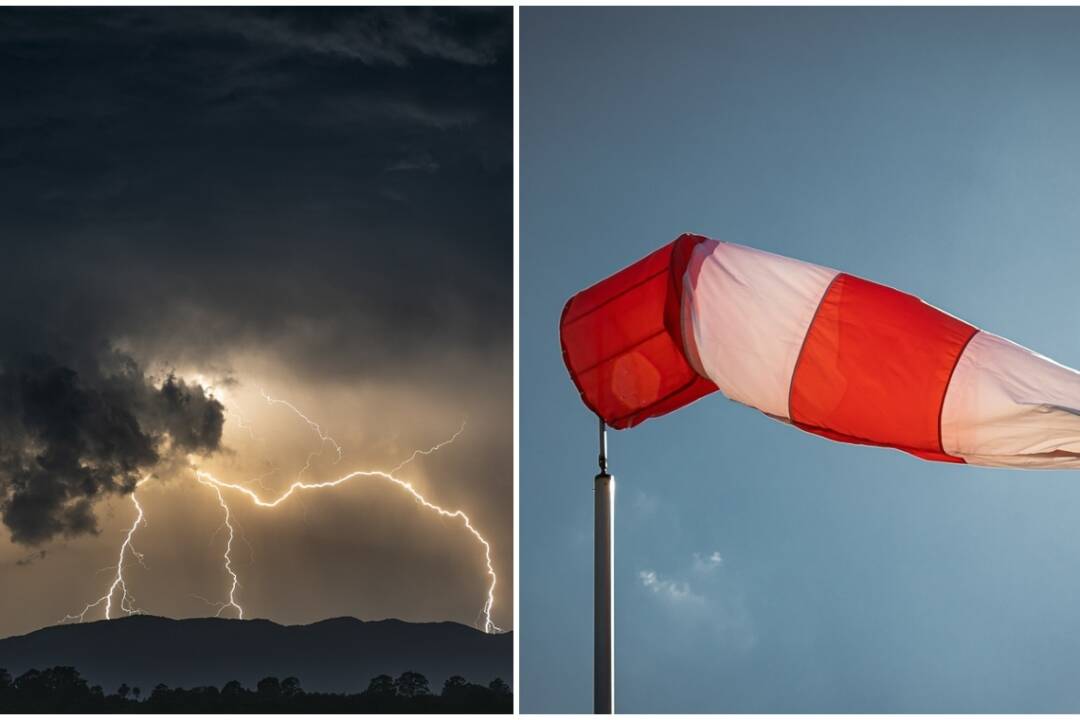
top-left (598, 415), bottom-right (608, 476)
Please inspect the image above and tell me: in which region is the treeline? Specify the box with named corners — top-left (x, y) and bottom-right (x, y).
top-left (0, 666), bottom-right (512, 713)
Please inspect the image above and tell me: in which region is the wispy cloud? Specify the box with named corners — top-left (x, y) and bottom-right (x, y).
top-left (386, 151), bottom-right (440, 174)
top-left (636, 550), bottom-right (756, 649)
top-left (318, 97), bottom-right (480, 130)
top-left (203, 9), bottom-right (505, 67)
top-left (639, 569), bottom-right (705, 604)
top-left (692, 550), bottom-right (724, 573)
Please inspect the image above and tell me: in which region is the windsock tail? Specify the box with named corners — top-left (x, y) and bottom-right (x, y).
top-left (939, 331), bottom-right (1080, 468)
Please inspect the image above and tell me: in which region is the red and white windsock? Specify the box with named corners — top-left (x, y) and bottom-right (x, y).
top-left (560, 234), bottom-right (1080, 468)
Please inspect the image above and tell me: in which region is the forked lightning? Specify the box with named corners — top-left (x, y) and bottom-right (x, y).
top-left (62, 392), bottom-right (500, 634)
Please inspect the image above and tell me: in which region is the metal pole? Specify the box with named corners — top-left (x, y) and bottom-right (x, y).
top-left (594, 416), bottom-right (614, 714)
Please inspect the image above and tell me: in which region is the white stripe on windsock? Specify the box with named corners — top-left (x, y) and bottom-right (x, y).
top-left (681, 239), bottom-right (838, 421)
top-left (942, 331), bottom-right (1080, 468)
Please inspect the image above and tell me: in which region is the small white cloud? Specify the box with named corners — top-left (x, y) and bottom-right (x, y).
top-left (637, 554), bottom-right (756, 650)
top-left (638, 569), bottom-right (702, 604)
top-left (691, 550), bottom-right (724, 574)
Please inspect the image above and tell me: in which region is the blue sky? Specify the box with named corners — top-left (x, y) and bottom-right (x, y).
top-left (520, 7), bottom-right (1080, 712)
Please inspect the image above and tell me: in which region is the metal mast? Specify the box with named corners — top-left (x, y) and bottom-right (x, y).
top-left (594, 416), bottom-right (614, 714)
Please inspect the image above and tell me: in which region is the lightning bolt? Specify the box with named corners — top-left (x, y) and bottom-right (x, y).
top-left (197, 477), bottom-right (243, 619)
top-left (389, 419), bottom-right (468, 473)
top-left (61, 476), bottom-right (150, 624)
top-left (226, 401), bottom-right (262, 443)
top-left (259, 388), bottom-right (343, 463)
top-left (194, 459), bottom-right (500, 633)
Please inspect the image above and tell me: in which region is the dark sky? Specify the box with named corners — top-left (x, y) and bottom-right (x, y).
top-left (0, 7), bottom-right (512, 639)
top-left (522, 6), bottom-right (1080, 712)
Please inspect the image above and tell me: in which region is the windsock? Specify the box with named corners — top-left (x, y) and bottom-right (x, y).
top-left (560, 234), bottom-right (1080, 468)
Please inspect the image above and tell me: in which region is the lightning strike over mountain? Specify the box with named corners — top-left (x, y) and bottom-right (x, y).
top-left (194, 400), bottom-right (498, 633)
top-left (194, 462), bottom-right (496, 630)
top-left (61, 390), bottom-right (500, 635)
top-left (197, 477), bottom-right (244, 619)
top-left (194, 459), bottom-right (501, 633)
top-left (61, 477), bottom-right (151, 624)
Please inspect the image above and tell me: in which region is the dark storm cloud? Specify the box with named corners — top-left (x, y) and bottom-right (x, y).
top-left (0, 6), bottom-right (511, 381)
top-left (0, 352), bottom-right (224, 545)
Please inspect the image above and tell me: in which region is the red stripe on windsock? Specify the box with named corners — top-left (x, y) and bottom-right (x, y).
top-left (560, 235), bottom-right (717, 429)
top-left (789, 273), bottom-right (978, 463)
top-left (561, 235), bottom-right (721, 427)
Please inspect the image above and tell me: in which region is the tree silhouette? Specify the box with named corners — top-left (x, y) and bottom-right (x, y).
top-left (365, 673), bottom-right (395, 697)
top-left (442, 675), bottom-right (468, 696)
top-left (9, 667), bottom-right (96, 712)
top-left (282, 676), bottom-right (302, 698)
top-left (0, 666), bottom-right (512, 713)
top-left (394, 671), bottom-right (430, 699)
top-left (256, 676), bottom-right (281, 699)
top-left (131, 686), bottom-right (141, 701)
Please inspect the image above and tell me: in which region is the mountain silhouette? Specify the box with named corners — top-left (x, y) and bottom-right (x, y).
top-left (0, 616), bottom-right (510, 694)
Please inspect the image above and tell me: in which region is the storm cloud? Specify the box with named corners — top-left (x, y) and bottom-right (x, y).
top-left (0, 352), bottom-right (224, 545)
